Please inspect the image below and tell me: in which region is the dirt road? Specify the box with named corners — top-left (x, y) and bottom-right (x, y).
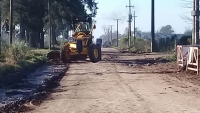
top-left (31, 48), bottom-right (200, 113)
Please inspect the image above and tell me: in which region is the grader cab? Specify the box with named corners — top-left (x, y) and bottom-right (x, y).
top-left (60, 16), bottom-right (101, 63)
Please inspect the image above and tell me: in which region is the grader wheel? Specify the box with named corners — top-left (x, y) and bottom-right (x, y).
top-left (88, 43), bottom-right (101, 63)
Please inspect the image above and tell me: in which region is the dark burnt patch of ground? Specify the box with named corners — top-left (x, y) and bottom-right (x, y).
top-left (102, 52), bottom-right (171, 67)
top-left (104, 48), bottom-right (174, 67)
top-left (116, 57), bottom-right (170, 66)
top-left (0, 60), bottom-right (69, 112)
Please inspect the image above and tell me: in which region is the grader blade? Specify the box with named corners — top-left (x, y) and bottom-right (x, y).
top-left (47, 50), bottom-right (60, 60)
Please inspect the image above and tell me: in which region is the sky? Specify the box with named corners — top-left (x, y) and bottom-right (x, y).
top-left (92, 0), bottom-right (193, 39)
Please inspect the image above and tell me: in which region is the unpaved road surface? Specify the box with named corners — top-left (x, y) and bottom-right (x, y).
top-left (30, 48), bottom-right (200, 113)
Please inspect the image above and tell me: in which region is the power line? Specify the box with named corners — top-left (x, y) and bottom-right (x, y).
top-left (95, 16), bottom-right (127, 20)
top-left (95, 18), bottom-right (115, 19)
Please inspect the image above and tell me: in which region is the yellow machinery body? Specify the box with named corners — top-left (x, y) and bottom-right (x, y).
top-left (61, 18), bottom-right (101, 63)
top-left (65, 40), bottom-right (88, 56)
top-left (48, 16), bottom-right (101, 63)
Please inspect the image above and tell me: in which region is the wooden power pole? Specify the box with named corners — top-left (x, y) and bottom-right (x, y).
top-left (151, 0), bottom-right (156, 52)
top-left (192, 0), bottom-right (199, 45)
top-left (126, 0), bottom-right (134, 47)
top-left (9, 0), bottom-right (13, 45)
top-left (133, 11), bottom-right (137, 44)
top-left (109, 25), bottom-right (114, 46)
top-left (0, 1), bottom-right (2, 54)
top-left (114, 19), bottom-right (121, 47)
top-left (48, 0), bottom-right (52, 50)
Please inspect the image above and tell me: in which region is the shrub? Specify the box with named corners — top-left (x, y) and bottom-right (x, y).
top-left (10, 41), bottom-right (30, 62)
top-left (119, 36), bottom-right (151, 52)
top-left (0, 40), bottom-right (46, 65)
top-left (1, 41), bottom-right (30, 64)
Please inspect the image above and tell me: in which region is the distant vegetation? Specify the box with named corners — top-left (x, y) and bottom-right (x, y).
top-left (100, 25), bottom-right (192, 53)
top-left (119, 36), bottom-right (151, 53)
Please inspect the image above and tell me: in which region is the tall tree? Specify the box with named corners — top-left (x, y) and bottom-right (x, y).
top-left (1, 0), bottom-right (98, 48)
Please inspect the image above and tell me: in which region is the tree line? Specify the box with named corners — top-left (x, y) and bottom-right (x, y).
top-left (1, 0), bottom-right (98, 48)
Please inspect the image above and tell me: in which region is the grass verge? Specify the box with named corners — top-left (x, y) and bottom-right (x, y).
top-left (0, 41), bottom-right (49, 87)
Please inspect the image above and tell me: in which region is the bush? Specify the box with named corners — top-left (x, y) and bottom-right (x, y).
top-left (133, 38), bottom-right (151, 52)
top-left (119, 36), bottom-right (129, 49)
top-left (10, 41), bottom-right (30, 62)
top-left (119, 36), bottom-right (151, 52)
top-left (0, 40), bottom-right (47, 75)
top-left (0, 41), bottom-right (30, 64)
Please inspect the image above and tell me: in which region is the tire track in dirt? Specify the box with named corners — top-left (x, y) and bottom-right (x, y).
top-left (103, 49), bottom-right (153, 112)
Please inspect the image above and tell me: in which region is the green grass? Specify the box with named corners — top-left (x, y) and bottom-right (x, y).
top-left (0, 50), bottom-right (47, 76)
top-left (161, 54), bottom-right (176, 61)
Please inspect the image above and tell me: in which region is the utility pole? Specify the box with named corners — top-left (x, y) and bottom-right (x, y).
top-left (133, 11), bottom-right (137, 44)
top-left (192, 0), bottom-right (195, 44)
top-left (9, 0), bottom-right (13, 45)
top-left (191, 0), bottom-right (199, 45)
top-left (151, 0), bottom-right (155, 52)
top-left (126, 0), bottom-right (134, 47)
top-left (109, 25), bottom-right (114, 46)
top-left (48, 0), bottom-right (52, 50)
top-left (127, 22), bottom-right (129, 48)
top-left (0, 1), bottom-right (2, 54)
top-left (114, 19), bottom-right (121, 47)
top-left (107, 27), bottom-right (109, 45)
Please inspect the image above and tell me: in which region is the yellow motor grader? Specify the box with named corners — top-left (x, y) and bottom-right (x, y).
top-left (60, 16), bottom-right (101, 63)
